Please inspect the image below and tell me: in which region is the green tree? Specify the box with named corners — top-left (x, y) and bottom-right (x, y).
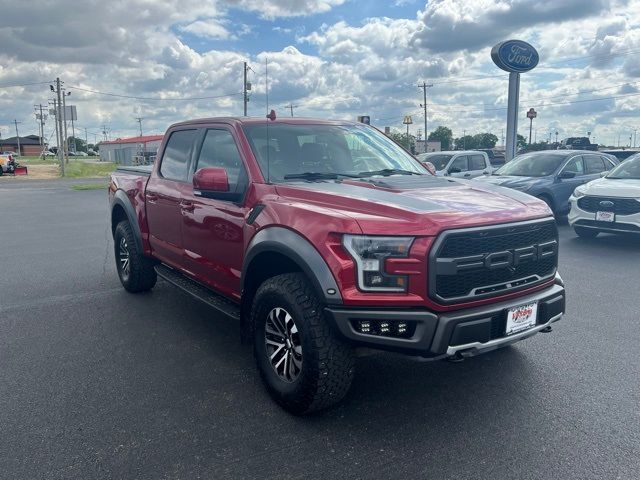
top-left (516, 134), bottom-right (527, 150)
top-left (428, 126), bottom-right (453, 150)
top-left (67, 136), bottom-right (87, 152)
top-left (388, 132), bottom-right (416, 153)
top-left (454, 135), bottom-right (476, 150)
top-left (473, 133), bottom-right (498, 149)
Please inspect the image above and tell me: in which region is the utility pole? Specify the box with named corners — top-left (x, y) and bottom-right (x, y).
top-left (243, 62), bottom-right (253, 116)
top-left (284, 104), bottom-right (297, 117)
top-left (419, 82), bottom-right (433, 145)
top-left (84, 127), bottom-right (88, 152)
top-left (135, 117), bottom-right (143, 137)
top-left (102, 125), bottom-right (108, 142)
top-left (62, 90), bottom-right (70, 163)
top-left (13, 120), bottom-right (22, 155)
top-left (52, 78), bottom-right (65, 176)
top-left (463, 129), bottom-right (466, 149)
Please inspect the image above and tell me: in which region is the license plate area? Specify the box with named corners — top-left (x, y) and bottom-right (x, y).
top-left (505, 301), bottom-right (538, 336)
top-left (596, 211), bottom-right (615, 222)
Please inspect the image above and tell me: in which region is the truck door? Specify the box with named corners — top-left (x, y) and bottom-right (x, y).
top-left (146, 128), bottom-right (197, 268)
top-left (447, 155), bottom-right (470, 178)
top-left (181, 127), bottom-right (250, 301)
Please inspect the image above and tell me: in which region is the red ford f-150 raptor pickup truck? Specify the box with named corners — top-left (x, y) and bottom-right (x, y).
top-left (109, 117), bottom-right (565, 414)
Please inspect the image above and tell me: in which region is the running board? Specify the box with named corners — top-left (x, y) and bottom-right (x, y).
top-left (155, 264), bottom-right (241, 320)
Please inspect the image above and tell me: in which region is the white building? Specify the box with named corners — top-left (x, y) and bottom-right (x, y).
top-left (99, 135), bottom-right (163, 165)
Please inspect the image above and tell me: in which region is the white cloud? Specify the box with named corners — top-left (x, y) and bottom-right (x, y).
top-left (181, 19), bottom-right (232, 39)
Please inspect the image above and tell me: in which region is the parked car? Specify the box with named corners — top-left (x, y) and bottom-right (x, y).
top-left (109, 117), bottom-right (565, 414)
top-left (1, 151), bottom-right (18, 157)
top-left (569, 154), bottom-right (640, 237)
top-left (44, 150), bottom-right (57, 157)
top-left (416, 150), bottom-right (492, 178)
top-left (475, 150), bottom-right (618, 215)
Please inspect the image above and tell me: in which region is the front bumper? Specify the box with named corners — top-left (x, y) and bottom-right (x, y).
top-left (569, 197), bottom-right (640, 233)
top-left (325, 275), bottom-right (565, 359)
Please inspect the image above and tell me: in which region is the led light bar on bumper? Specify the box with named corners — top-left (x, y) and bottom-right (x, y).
top-left (343, 235), bottom-right (414, 292)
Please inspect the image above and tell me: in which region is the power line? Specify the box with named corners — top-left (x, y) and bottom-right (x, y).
top-left (0, 81), bottom-right (53, 89)
top-left (66, 85), bottom-right (244, 101)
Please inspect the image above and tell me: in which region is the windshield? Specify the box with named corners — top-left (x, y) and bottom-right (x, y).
top-left (417, 153), bottom-right (453, 171)
top-left (607, 157), bottom-right (640, 179)
top-left (243, 123), bottom-right (426, 182)
top-left (494, 152), bottom-right (567, 177)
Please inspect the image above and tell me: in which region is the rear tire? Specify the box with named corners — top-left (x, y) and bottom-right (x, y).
top-left (252, 273), bottom-right (354, 415)
top-left (574, 226), bottom-right (599, 238)
top-left (114, 221), bottom-right (157, 292)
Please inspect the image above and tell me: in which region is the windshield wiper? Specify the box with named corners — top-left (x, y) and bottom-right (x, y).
top-left (358, 168), bottom-right (421, 177)
top-left (283, 172), bottom-right (360, 181)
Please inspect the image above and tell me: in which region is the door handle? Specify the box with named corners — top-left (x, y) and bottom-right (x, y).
top-left (180, 201), bottom-right (195, 212)
top-left (464, 173), bottom-right (471, 177)
top-left (146, 193), bottom-right (158, 202)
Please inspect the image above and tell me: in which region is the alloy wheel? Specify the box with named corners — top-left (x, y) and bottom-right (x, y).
top-left (118, 236), bottom-right (131, 281)
top-left (264, 307), bottom-right (303, 382)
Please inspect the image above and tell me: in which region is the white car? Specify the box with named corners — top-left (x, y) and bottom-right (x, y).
top-left (416, 150), bottom-right (492, 178)
top-left (569, 154), bottom-right (640, 237)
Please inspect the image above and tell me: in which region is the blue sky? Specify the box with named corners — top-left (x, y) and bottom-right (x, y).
top-left (1, 0), bottom-right (640, 147)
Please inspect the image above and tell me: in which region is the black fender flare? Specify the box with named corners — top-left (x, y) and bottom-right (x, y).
top-left (242, 227), bottom-right (343, 305)
top-left (111, 189), bottom-right (144, 253)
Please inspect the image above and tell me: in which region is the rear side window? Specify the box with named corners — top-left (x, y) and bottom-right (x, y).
top-left (160, 129), bottom-right (197, 181)
top-left (196, 129), bottom-right (246, 191)
top-left (469, 154), bottom-right (486, 170)
top-left (450, 156), bottom-right (469, 172)
top-left (584, 155), bottom-right (605, 174)
top-left (600, 156), bottom-right (616, 170)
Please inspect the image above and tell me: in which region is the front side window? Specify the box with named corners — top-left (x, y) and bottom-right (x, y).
top-left (450, 156), bottom-right (469, 172)
top-left (196, 129), bottom-right (246, 191)
top-left (562, 156), bottom-right (585, 175)
top-left (420, 153), bottom-right (453, 170)
top-left (243, 124), bottom-right (425, 182)
top-left (160, 129), bottom-right (197, 181)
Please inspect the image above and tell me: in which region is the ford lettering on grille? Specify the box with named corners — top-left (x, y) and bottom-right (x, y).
top-left (429, 220), bottom-right (559, 303)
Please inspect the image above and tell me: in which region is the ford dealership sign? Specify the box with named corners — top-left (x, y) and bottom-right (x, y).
top-left (491, 40), bottom-right (539, 73)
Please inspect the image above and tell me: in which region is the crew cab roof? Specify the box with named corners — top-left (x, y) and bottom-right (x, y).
top-left (168, 117), bottom-right (358, 129)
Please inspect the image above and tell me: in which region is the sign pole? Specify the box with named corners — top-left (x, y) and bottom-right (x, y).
top-left (505, 72), bottom-right (520, 162)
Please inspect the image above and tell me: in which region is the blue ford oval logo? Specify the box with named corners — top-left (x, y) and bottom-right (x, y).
top-left (599, 200), bottom-right (615, 209)
top-left (491, 40), bottom-right (539, 73)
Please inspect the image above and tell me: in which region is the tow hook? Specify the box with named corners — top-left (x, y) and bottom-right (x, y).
top-left (446, 353), bottom-right (465, 363)
top-left (540, 325), bottom-right (553, 333)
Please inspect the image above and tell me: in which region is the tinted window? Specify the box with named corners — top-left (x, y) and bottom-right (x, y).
top-left (562, 156), bottom-right (585, 175)
top-left (160, 129), bottom-right (196, 181)
top-left (196, 129), bottom-right (244, 189)
top-left (450, 156), bottom-right (468, 172)
top-left (495, 153), bottom-right (567, 177)
top-left (584, 155), bottom-right (605, 174)
top-left (469, 154), bottom-right (486, 170)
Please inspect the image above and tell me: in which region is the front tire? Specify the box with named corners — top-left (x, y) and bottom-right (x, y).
top-left (252, 273), bottom-right (354, 414)
top-left (574, 226), bottom-right (599, 238)
top-left (114, 221), bottom-right (157, 292)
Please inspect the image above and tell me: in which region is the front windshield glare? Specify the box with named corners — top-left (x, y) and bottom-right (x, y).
top-left (607, 157), bottom-right (640, 179)
top-left (243, 123), bottom-right (426, 182)
top-left (495, 153), bottom-right (567, 177)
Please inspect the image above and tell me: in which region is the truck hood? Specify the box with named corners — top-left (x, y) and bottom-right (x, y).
top-left (274, 175), bottom-right (550, 236)
top-left (579, 177), bottom-right (640, 197)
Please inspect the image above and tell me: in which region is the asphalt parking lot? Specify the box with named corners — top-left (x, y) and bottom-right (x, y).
top-left (1, 179), bottom-right (639, 480)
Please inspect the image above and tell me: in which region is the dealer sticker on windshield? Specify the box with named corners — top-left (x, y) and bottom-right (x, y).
top-left (505, 302), bottom-right (538, 336)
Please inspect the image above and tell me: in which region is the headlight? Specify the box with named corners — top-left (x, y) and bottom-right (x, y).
top-left (573, 186), bottom-right (587, 198)
top-left (343, 235), bottom-right (414, 292)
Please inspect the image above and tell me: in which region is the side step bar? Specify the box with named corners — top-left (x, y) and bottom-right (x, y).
top-left (155, 264), bottom-right (241, 320)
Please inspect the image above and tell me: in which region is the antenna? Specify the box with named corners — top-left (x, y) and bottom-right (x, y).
top-left (265, 57), bottom-right (270, 183)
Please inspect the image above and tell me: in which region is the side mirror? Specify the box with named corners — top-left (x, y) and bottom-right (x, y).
top-left (193, 167), bottom-right (229, 193)
top-left (422, 161), bottom-right (437, 176)
top-left (449, 167), bottom-right (461, 174)
top-left (558, 171), bottom-right (576, 179)
top-left (599, 171), bottom-right (608, 178)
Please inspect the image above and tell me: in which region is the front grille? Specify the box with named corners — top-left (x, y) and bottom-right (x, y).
top-left (577, 196), bottom-right (640, 215)
top-left (430, 219), bottom-right (558, 303)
